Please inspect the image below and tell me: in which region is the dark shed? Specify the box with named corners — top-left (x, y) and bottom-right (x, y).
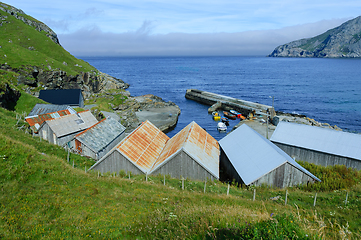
top-left (39, 89), bottom-right (84, 107)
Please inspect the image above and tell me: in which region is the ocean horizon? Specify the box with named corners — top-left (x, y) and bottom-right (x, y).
top-left (80, 56), bottom-right (361, 140)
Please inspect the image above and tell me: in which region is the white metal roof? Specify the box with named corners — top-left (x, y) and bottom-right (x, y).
top-left (270, 121), bottom-right (361, 161)
top-left (45, 111), bottom-right (98, 137)
top-left (219, 124), bottom-right (320, 185)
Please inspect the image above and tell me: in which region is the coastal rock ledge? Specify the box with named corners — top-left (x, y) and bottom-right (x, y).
top-left (268, 16), bottom-right (361, 58)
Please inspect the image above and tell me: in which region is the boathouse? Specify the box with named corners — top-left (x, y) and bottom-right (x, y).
top-left (38, 110), bottom-right (98, 146)
top-left (150, 121), bottom-right (219, 181)
top-left (219, 124), bottom-right (320, 188)
top-left (270, 121), bottom-right (361, 170)
top-left (89, 120), bottom-right (220, 181)
top-left (70, 117), bottom-right (126, 160)
top-left (26, 107), bottom-right (76, 133)
top-left (39, 89), bottom-right (84, 107)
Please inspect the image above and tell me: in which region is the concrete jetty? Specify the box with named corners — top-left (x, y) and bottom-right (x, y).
top-left (185, 89), bottom-right (275, 119)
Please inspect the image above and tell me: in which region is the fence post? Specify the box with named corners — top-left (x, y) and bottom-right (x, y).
top-left (128, 172), bottom-right (130, 179)
top-left (227, 183), bottom-right (230, 196)
top-left (67, 148), bottom-right (70, 163)
top-left (313, 192), bottom-right (317, 207)
top-left (204, 180), bottom-right (207, 193)
top-left (285, 190), bottom-right (288, 206)
top-left (72, 160), bottom-right (74, 168)
top-left (345, 192), bottom-right (349, 206)
top-left (253, 189), bottom-right (256, 201)
top-left (163, 175), bottom-right (166, 186)
top-left (182, 178), bottom-right (184, 190)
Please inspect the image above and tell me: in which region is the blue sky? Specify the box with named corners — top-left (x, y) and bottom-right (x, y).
top-left (4, 0), bottom-right (361, 56)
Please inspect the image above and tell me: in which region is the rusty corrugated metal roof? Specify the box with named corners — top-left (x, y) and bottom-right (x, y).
top-left (151, 121), bottom-right (220, 178)
top-left (116, 120), bottom-right (170, 173)
top-left (152, 123), bottom-right (191, 170)
top-left (25, 109), bottom-right (71, 133)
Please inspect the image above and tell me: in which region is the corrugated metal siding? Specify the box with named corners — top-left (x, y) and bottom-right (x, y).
top-left (117, 121), bottom-right (169, 173)
top-left (271, 121), bottom-right (361, 161)
top-left (275, 142), bottom-right (361, 170)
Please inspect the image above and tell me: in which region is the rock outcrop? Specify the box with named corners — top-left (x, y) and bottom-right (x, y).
top-left (269, 16), bottom-right (361, 58)
top-left (1, 64), bottom-right (130, 98)
top-left (0, 82), bottom-right (21, 110)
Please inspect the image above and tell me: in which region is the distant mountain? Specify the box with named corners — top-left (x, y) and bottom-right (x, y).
top-left (268, 16), bottom-right (361, 58)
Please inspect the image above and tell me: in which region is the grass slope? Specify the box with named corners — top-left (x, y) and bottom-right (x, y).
top-left (0, 2), bottom-right (96, 79)
top-left (1, 105), bottom-right (361, 239)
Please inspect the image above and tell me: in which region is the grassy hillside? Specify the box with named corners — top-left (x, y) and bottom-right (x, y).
top-left (0, 2), bottom-right (96, 81)
top-left (1, 104), bottom-right (361, 239)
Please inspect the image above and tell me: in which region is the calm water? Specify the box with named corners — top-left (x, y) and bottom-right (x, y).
top-left (80, 56), bottom-right (361, 140)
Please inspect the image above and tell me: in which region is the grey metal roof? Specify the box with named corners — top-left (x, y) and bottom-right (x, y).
top-left (28, 104), bottom-right (73, 117)
top-left (219, 124), bottom-right (320, 185)
top-left (75, 117), bottom-right (126, 153)
top-left (270, 122), bottom-right (361, 161)
top-left (45, 110), bottom-right (98, 137)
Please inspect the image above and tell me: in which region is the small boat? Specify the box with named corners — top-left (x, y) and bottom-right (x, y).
top-left (230, 110), bottom-right (239, 115)
top-left (212, 111), bottom-right (221, 121)
top-left (217, 122), bottom-right (227, 132)
top-left (221, 117), bottom-right (229, 126)
top-left (223, 111), bottom-right (236, 120)
top-left (230, 110), bottom-right (245, 119)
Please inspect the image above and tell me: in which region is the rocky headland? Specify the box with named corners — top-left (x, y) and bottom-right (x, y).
top-left (0, 2), bottom-right (180, 133)
top-left (268, 16), bottom-right (361, 58)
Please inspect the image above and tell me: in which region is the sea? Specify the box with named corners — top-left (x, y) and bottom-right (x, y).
top-left (79, 56), bottom-right (361, 140)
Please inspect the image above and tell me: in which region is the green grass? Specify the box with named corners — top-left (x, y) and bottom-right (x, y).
top-left (0, 104), bottom-right (361, 239)
top-left (0, 4), bottom-right (96, 78)
top-left (85, 90), bottom-right (128, 112)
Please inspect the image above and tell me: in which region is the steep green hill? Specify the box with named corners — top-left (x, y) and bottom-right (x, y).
top-left (0, 2), bottom-right (96, 78)
top-left (0, 2), bottom-right (128, 110)
top-left (269, 16), bottom-right (361, 58)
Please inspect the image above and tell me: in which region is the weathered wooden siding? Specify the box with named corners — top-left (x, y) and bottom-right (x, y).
top-left (151, 151), bottom-right (216, 181)
top-left (251, 163), bottom-right (316, 188)
top-left (219, 148), bottom-right (244, 184)
top-left (274, 142), bottom-right (361, 170)
top-left (92, 151), bottom-right (144, 175)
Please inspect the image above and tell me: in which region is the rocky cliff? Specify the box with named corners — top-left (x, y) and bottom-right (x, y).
top-left (0, 2), bottom-right (129, 98)
top-left (268, 16), bottom-right (361, 58)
